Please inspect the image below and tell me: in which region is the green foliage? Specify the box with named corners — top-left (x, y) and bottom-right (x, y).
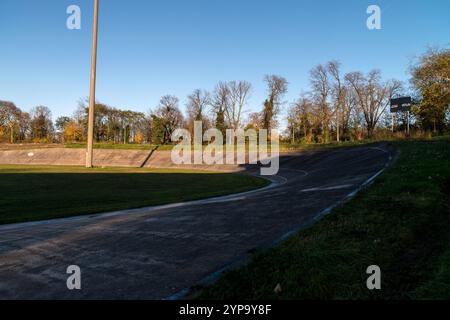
top-left (215, 106), bottom-right (227, 137)
top-left (151, 115), bottom-right (166, 144)
top-left (411, 48), bottom-right (450, 132)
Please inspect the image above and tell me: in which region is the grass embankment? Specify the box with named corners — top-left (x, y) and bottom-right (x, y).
top-left (0, 166), bottom-right (268, 225)
top-left (64, 141), bottom-right (373, 153)
top-left (64, 143), bottom-right (175, 151)
top-left (197, 138), bottom-right (450, 299)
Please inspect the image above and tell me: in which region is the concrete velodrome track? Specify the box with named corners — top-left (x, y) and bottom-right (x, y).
top-left (0, 145), bottom-right (392, 299)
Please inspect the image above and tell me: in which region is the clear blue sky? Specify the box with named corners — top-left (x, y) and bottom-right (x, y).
top-left (1, 0), bottom-right (449, 124)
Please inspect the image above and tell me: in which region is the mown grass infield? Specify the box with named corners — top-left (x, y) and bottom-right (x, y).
top-left (0, 166), bottom-right (268, 225)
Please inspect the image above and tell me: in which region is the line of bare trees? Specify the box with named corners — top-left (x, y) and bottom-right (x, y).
top-left (2, 48), bottom-right (447, 145)
top-left (0, 68), bottom-right (404, 145)
top-left (0, 78), bottom-right (256, 145)
top-left (287, 61), bottom-right (403, 144)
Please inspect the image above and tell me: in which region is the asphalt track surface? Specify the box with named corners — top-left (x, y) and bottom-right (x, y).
top-left (0, 145), bottom-right (392, 299)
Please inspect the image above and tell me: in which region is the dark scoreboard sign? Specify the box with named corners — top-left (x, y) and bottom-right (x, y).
top-left (390, 97), bottom-right (412, 113)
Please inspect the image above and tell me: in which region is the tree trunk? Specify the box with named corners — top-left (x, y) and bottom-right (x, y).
top-left (291, 127), bottom-right (295, 144)
top-left (367, 127), bottom-right (374, 139)
top-left (9, 125), bottom-right (14, 144)
top-left (336, 110), bottom-right (340, 143)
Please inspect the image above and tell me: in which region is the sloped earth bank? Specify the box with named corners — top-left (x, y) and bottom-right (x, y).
top-left (0, 144), bottom-right (391, 299)
top-left (0, 148), bottom-right (268, 172)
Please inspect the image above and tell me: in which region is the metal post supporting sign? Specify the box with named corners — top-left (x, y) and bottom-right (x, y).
top-left (390, 97), bottom-right (412, 136)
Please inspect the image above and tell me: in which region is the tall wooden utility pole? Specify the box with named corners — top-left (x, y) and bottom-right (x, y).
top-left (86, 0), bottom-right (99, 168)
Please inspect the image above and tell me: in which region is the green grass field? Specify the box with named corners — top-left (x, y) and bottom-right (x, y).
top-left (197, 138), bottom-right (450, 299)
top-left (0, 166), bottom-right (268, 225)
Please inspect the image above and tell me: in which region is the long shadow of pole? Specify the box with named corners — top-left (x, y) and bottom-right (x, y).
top-left (140, 145), bottom-right (160, 168)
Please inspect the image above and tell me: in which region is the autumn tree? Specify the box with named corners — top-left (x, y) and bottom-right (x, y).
top-left (56, 117), bottom-right (72, 133)
top-left (410, 48), bottom-right (450, 132)
top-left (63, 121), bottom-right (83, 142)
top-left (55, 116), bottom-right (72, 143)
top-left (0, 100), bottom-right (22, 143)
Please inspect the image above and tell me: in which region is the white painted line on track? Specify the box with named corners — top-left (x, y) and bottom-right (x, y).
top-left (300, 184), bottom-right (354, 192)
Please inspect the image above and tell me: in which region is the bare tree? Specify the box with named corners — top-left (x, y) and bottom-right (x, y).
top-left (341, 85), bottom-right (357, 137)
top-left (345, 70), bottom-right (402, 138)
top-left (310, 64), bottom-right (331, 142)
top-left (152, 95), bottom-right (184, 144)
top-left (30, 106), bottom-right (54, 142)
top-left (186, 89), bottom-right (211, 136)
top-left (262, 75), bottom-right (288, 130)
top-left (287, 104), bottom-right (300, 144)
top-left (245, 112), bottom-right (263, 131)
top-left (290, 95), bottom-right (319, 143)
top-left (18, 112), bottom-right (31, 142)
top-left (187, 89), bottom-right (211, 122)
top-left (212, 81), bottom-right (251, 129)
top-left (328, 61), bottom-right (345, 142)
top-left (228, 81), bottom-right (252, 129)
